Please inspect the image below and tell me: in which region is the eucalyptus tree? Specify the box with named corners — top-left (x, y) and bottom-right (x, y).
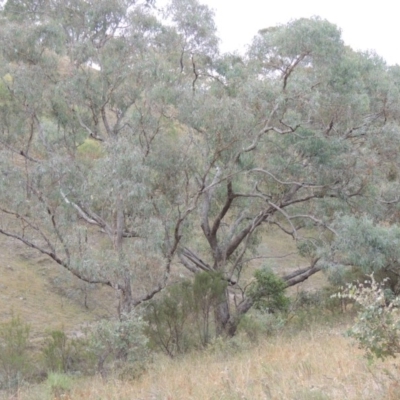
top-left (0, 0), bottom-right (206, 312)
top-left (173, 19), bottom-right (400, 334)
top-left (1, 0), bottom-right (399, 336)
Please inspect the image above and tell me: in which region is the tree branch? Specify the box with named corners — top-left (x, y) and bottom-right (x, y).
top-left (0, 228), bottom-right (113, 287)
top-left (201, 166), bottom-right (222, 247)
top-left (210, 181), bottom-right (235, 241)
top-left (282, 259), bottom-right (321, 287)
top-left (0, 139), bottom-right (40, 163)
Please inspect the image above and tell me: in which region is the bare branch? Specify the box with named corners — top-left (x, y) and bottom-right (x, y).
top-left (344, 112), bottom-right (383, 139)
top-left (236, 104), bottom-right (279, 158)
top-left (210, 181), bottom-right (235, 241)
top-left (241, 252), bottom-right (298, 264)
top-left (191, 55), bottom-right (199, 94)
top-left (72, 108), bottom-right (101, 139)
top-left (0, 227), bottom-right (113, 287)
top-left (269, 220), bottom-right (299, 238)
top-left (180, 247), bottom-right (212, 272)
top-left (0, 207), bottom-right (56, 253)
top-left (289, 214), bottom-right (338, 235)
top-left (201, 166), bottom-right (222, 246)
top-left (179, 253), bottom-right (201, 274)
top-left (267, 201), bottom-right (298, 239)
top-left (225, 207), bottom-right (274, 258)
top-left (380, 197), bottom-right (400, 204)
top-left (250, 168), bottom-right (326, 188)
top-left (283, 259), bottom-right (321, 287)
top-left (0, 139), bottom-right (40, 163)
top-left (282, 53), bottom-right (309, 90)
top-left (30, 188), bottom-right (71, 265)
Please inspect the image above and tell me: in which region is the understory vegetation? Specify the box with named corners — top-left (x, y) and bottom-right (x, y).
top-left (2, 286), bottom-right (400, 399)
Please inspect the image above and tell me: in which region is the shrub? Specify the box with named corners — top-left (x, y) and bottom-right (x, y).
top-left (41, 329), bottom-right (95, 375)
top-left (247, 267), bottom-right (290, 313)
top-left (192, 272), bottom-right (227, 346)
top-left (42, 330), bottom-right (70, 373)
top-left (77, 137), bottom-right (104, 160)
top-left (144, 280), bottom-right (195, 357)
top-left (334, 274), bottom-right (400, 360)
top-left (0, 315), bottom-right (32, 390)
top-left (46, 372), bottom-right (72, 398)
top-left (237, 312), bottom-right (286, 342)
top-left (293, 287), bottom-right (351, 314)
top-left (89, 311), bottom-right (149, 378)
top-left (145, 273), bottom-right (228, 356)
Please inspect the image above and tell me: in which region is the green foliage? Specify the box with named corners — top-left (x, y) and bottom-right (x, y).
top-left (252, 17), bottom-right (343, 70)
top-left (332, 216), bottom-right (400, 274)
top-left (145, 273), bottom-right (228, 356)
top-left (45, 372), bottom-right (72, 398)
top-left (41, 329), bottom-right (95, 375)
top-left (0, 315), bottom-right (31, 390)
top-left (247, 267), bottom-right (290, 313)
top-left (294, 285), bottom-right (352, 315)
top-left (237, 313), bottom-right (286, 342)
top-left (42, 330), bottom-right (69, 373)
top-left (89, 311), bottom-right (149, 377)
top-left (335, 275), bottom-right (400, 360)
top-left (193, 272), bottom-right (227, 345)
top-left (77, 138), bottom-right (105, 160)
top-left (145, 281), bottom-right (194, 356)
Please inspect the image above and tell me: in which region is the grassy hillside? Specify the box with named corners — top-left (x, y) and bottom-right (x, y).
top-left (8, 318), bottom-right (400, 400)
top-left (0, 235), bottom-right (116, 338)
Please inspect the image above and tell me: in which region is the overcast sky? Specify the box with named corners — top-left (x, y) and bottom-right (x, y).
top-left (183, 0), bottom-right (400, 65)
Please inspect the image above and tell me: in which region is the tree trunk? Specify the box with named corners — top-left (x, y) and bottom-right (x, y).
top-left (118, 273), bottom-right (133, 317)
top-left (214, 293), bottom-right (231, 337)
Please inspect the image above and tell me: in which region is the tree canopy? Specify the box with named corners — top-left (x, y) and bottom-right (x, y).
top-left (1, 0), bottom-right (400, 335)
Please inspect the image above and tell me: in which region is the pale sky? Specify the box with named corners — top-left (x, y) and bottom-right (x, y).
top-left (186, 0), bottom-right (400, 65)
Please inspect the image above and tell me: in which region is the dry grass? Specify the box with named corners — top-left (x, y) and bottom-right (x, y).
top-left (0, 235), bottom-right (115, 339)
top-left (8, 321), bottom-right (400, 400)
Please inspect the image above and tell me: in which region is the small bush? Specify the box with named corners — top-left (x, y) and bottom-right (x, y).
top-left (42, 330), bottom-right (70, 373)
top-left (247, 267), bottom-right (290, 313)
top-left (77, 138), bottom-right (104, 160)
top-left (192, 272), bottom-right (227, 346)
top-left (89, 311), bottom-right (149, 378)
top-left (41, 329), bottom-right (95, 375)
top-left (46, 372), bottom-right (72, 398)
top-left (294, 287), bottom-right (351, 314)
top-left (144, 280), bottom-right (195, 357)
top-left (334, 274), bottom-right (400, 360)
top-left (237, 312), bottom-right (286, 342)
top-left (145, 273), bottom-right (228, 357)
top-left (0, 315), bottom-right (32, 390)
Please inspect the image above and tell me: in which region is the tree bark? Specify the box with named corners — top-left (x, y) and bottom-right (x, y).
top-left (214, 293), bottom-right (231, 336)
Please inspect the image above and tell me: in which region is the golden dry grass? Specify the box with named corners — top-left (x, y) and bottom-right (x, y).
top-left (0, 234), bottom-right (115, 338)
top-left (10, 322), bottom-right (400, 400)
